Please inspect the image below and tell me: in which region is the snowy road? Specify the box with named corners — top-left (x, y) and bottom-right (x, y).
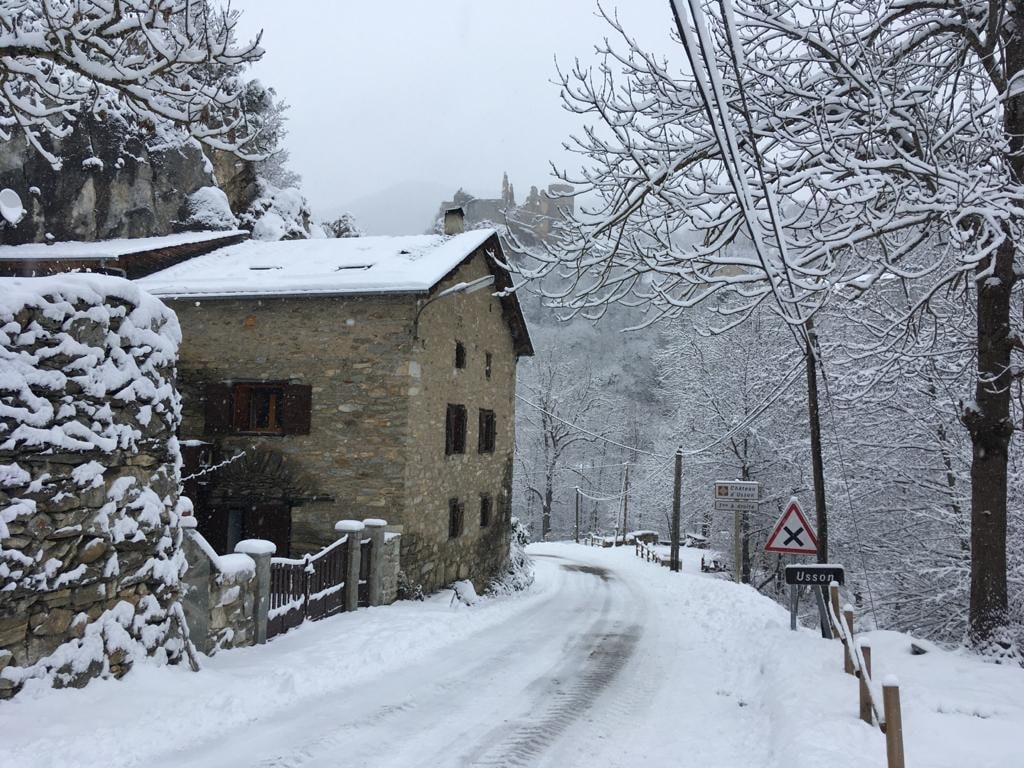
top-left (6, 543), bottom-right (1024, 768)
top-left (149, 554), bottom-right (648, 768)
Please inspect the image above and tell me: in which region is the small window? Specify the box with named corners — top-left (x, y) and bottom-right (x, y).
top-left (478, 409), bottom-right (496, 453)
top-left (485, 352), bottom-right (493, 380)
top-left (234, 383), bottom-right (284, 433)
top-left (455, 341), bottom-right (466, 369)
top-left (446, 404), bottom-right (467, 455)
top-left (480, 495), bottom-right (492, 528)
top-left (448, 498), bottom-right (465, 539)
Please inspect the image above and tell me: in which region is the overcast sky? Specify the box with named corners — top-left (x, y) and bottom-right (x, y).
top-left (232, 1), bottom-right (675, 233)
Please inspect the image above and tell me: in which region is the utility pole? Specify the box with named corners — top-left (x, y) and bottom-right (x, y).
top-left (575, 486), bottom-right (581, 544)
top-left (805, 318), bottom-right (829, 563)
top-left (670, 448), bottom-right (682, 572)
top-left (621, 463), bottom-right (631, 544)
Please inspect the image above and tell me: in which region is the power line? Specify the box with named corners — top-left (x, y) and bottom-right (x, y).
top-left (576, 456), bottom-right (675, 502)
top-left (515, 394), bottom-right (671, 458)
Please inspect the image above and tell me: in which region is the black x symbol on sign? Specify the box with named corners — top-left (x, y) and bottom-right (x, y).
top-left (783, 525), bottom-right (805, 546)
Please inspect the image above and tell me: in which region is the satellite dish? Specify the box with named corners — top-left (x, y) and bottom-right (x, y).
top-left (0, 188), bottom-right (25, 226)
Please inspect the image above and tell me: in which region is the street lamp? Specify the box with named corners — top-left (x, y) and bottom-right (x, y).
top-left (412, 274), bottom-right (495, 340)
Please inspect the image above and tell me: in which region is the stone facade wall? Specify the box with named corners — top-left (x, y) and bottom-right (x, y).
top-left (0, 276), bottom-right (187, 698)
top-left (171, 293), bottom-right (417, 555)
top-left (404, 254), bottom-right (516, 591)
top-left (170, 247), bottom-right (520, 592)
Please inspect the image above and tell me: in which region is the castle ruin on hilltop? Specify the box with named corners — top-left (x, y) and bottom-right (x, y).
top-left (437, 173), bottom-right (574, 249)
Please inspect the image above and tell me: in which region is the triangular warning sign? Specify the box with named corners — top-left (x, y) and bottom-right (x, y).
top-left (764, 498), bottom-right (818, 555)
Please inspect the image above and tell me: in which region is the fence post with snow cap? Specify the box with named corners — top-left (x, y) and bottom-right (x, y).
top-left (234, 539), bottom-right (276, 644)
top-left (882, 676), bottom-right (905, 768)
top-left (843, 606), bottom-right (855, 675)
top-left (858, 640), bottom-right (873, 725)
top-left (362, 518), bottom-right (387, 606)
top-left (336, 520), bottom-right (364, 612)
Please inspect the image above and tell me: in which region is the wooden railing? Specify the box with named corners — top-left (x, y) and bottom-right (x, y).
top-left (825, 582), bottom-right (905, 768)
top-left (268, 534), bottom-right (350, 639)
top-left (635, 540), bottom-right (667, 566)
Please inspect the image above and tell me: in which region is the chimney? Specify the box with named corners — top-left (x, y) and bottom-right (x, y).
top-left (444, 206), bottom-right (465, 235)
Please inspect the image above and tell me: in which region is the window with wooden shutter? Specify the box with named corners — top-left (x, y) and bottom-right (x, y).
top-left (203, 382), bottom-right (233, 435)
top-left (446, 404), bottom-right (467, 455)
top-left (448, 498), bottom-right (464, 539)
top-left (479, 494), bottom-right (492, 528)
top-left (279, 383), bottom-right (312, 435)
top-left (233, 383), bottom-right (284, 433)
top-left (455, 341), bottom-right (466, 369)
top-left (478, 409), bottom-right (496, 454)
top-left (205, 381), bottom-right (311, 435)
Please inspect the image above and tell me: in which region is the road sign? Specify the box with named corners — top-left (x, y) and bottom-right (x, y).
top-left (714, 480), bottom-right (759, 501)
top-left (764, 498), bottom-right (818, 555)
top-left (713, 498), bottom-right (758, 512)
top-left (785, 564), bottom-right (844, 585)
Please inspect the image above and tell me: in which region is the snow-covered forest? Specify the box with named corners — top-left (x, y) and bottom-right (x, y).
top-left (511, 0), bottom-right (1024, 658)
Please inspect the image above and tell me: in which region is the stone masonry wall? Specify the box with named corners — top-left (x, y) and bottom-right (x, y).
top-left (0, 276), bottom-right (187, 698)
top-left (381, 532), bottom-right (401, 605)
top-left (180, 525), bottom-right (257, 654)
top-left (403, 253), bottom-right (516, 592)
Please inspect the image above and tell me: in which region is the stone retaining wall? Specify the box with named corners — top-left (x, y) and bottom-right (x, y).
top-left (0, 276), bottom-right (187, 699)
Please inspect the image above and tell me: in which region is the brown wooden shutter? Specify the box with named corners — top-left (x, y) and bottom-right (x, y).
top-left (203, 383), bottom-right (233, 435)
top-left (279, 383), bottom-right (312, 435)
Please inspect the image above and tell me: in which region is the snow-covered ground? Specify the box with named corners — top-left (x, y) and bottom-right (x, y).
top-left (2, 544), bottom-right (1022, 767)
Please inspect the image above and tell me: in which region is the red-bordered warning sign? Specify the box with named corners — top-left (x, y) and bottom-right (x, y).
top-left (764, 498), bottom-right (818, 555)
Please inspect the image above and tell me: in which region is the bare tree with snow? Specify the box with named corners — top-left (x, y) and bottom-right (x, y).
top-left (0, 0), bottom-right (264, 167)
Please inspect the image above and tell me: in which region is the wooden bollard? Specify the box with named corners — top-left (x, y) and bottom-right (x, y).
top-left (858, 641), bottom-right (872, 724)
top-left (882, 676), bottom-right (905, 768)
top-left (829, 582), bottom-right (842, 638)
top-left (843, 606), bottom-right (855, 675)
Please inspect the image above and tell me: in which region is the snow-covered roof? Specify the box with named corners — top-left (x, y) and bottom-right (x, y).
top-left (0, 230), bottom-right (248, 262)
top-left (137, 229), bottom-right (497, 299)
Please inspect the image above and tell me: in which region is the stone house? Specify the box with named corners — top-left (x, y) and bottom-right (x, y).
top-left (138, 219), bottom-right (533, 591)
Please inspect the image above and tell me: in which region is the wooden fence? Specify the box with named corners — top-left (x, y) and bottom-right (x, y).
top-left (268, 534), bottom-right (350, 639)
top-left (825, 582), bottom-right (906, 768)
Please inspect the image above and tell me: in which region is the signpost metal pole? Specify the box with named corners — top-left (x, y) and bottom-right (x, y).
top-left (734, 509), bottom-right (743, 584)
top-left (670, 448), bottom-right (682, 572)
top-left (813, 585), bottom-right (832, 639)
top-left (790, 583), bottom-right (798, 631)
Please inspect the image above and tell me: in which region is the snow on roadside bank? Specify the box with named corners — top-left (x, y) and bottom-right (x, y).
top-left (533, 542), bottom-right (1024, 768)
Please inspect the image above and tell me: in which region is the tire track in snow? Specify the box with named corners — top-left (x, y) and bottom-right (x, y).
top-left (463, 564), bottom-right (642, 767)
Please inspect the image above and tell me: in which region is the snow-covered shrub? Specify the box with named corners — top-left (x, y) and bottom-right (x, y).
top-left (239, 180), bottom-right (316, 241)
top-left (397, 570), bottom-right (424, 602)
top-left (322, 212), bottom-right (363, 238)
top-left (0, 275), bottom-right (190, 698)
top-left (487, 517), bottom-right (534, 596)
top-left (182, 186), bottom-right (238, 231)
